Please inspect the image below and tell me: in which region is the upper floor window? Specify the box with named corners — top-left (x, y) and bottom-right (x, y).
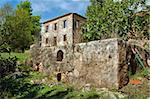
top-left (54, 37), bottom-right (57, 46)
top-left (54, 23), bottom-right (57, 30)
top-left (73, 19), bottom-right (79, 30)
top-left (45, 38), bottom-right (48, 44)
top-left (45, 25), bottom-right (49, 32)
top-left (63, 20), bottom-right (67, 28)
top-left (76, 20), bottom-right (79, 28)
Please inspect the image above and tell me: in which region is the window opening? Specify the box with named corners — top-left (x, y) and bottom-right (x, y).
top-left (57, 50), bottom-right (64, 61)
top-left (76, 20), bottom-right (79, 28)
top-left (54, 37), bottom-right (57, 46)
top-left (63, 34), bottom-right (67, 41)
top-left (45, 38), bottom-right (48, 44)
top-left (45, 25), bottom-right (49, 32)
top-left (63, 20), bottom-right (67, 28)
top-left (54, 23), bottom-right (57, 30)
top-left (73, 19), bottom-right (79, 30)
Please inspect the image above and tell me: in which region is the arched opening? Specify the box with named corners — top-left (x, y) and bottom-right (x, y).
top-left (57, 50), bottom-right (64, 61)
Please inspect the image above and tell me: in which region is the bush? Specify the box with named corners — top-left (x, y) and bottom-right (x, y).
top-left (0, 55), bottom-right (17, 78)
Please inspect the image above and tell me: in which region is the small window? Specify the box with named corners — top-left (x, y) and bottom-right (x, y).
top-left (45, 26), bottom-right (49, 32)
top-left (76, 20), bottom-right (79, 28)
top-left (73, 20), bottom-right (79, 30)
top-left (63, 35), bottom-right (67, 41)
top-left (57, 50), bottom-right (63, 61)
top-left (63, 20), bottom-right (67, 28)
top-left (54, 37), bottom-right (57, 46)
top-left (54, 23), bottom-right (57, 30)
top-left (45, 38), bottom-right (48, 44)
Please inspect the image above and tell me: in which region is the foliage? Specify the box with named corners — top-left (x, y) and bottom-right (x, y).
top-left (0, 0), bottom-right (41, 52)
top-left (17, 0), bottom-right (32, 16)
top-left (17, 0), bottom-right (41, 40)
top-left (0, 3), bottom-right (14, 48)
top-left (82, 0), bottom-right (150, 41)
top-left (0, 52), bottom-right (29, 63)
top-left (4, 9), bottom-right (33, 52)
top-left (129, 68), bottom-right (150, 78)
top-left (0, 55), bottom-right (17, 78)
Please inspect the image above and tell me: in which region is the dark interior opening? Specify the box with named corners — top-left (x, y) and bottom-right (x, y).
top-left (127, 46), bottom-right (140, 76)
top-left (54, 37), bottom-right (57, 46)
top-left (45, 25), bottom-right (49, 32)
top-left (54, 23), bottom-right (57, 30)
top-left (57, 50), bottom-right (64, 61)
top-left (57, 73), bottom-right (61, 82)
top-left (129, 53), bottom-right (137, 75)
top-left (63, 34), bottom-right (67, 41)
top-left (46, 38), bottom-right (48, 44)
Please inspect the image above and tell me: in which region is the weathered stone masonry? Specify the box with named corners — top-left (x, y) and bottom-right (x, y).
top-left (31, 38), bottom-right (131, 89)
top-left (30, 13), bottom-right (150, 89)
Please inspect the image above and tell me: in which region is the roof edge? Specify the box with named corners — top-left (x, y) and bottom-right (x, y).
top-left (43, 13), bottom-right (86, 24)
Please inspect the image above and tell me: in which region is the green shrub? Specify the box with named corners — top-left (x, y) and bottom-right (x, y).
top-left (0, 55), bottom-right (17, 77)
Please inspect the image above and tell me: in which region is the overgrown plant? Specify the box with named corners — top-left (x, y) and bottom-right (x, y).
top-left (82, 0), bottom-right (150, 41)
top-left (0, 55), bottom-right (17, 78)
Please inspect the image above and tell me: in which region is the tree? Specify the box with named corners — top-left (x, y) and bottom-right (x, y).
top-left (0, 1), bottom-right (41, 52)
top-left (0, 3), bottom-right (14, 51)
top-left (128, 5), bottom-right (150, 40)
top-left (17, 0), bottom-right (41, 41)
top-left (17, 0), bottom-right (32, 15)
top-left (7, 8), bottom-right (33, 52)
top-left (82, 0), bottom-right (150, 41)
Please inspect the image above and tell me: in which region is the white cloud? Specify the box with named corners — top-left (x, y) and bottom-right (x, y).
top-left (31, 0), bottom-right (89, 12)
top-left (30, 0), bottom-right (89, 11)
top-left (29, 0), bottom-right (90, 21)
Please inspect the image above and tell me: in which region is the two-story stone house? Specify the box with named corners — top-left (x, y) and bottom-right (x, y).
top-left (41, 13), bottom-right (86, 47)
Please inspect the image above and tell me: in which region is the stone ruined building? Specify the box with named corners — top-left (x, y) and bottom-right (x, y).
top-left (41, 13), bottom-right (85, 47)
top-left (30, 13), bottom-right (150, 89)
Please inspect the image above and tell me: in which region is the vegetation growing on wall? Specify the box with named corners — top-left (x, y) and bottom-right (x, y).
top-left (82, 0), bottom-right (150, 41)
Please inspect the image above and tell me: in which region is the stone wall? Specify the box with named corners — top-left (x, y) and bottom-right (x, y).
top-left (72, 39), bottom-right (120, 88)
top-left (31, 38), bottom-right (133, 89)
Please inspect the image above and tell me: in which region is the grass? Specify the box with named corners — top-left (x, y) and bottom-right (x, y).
top-left (0, 52), bottom-right (30, 63)
top-left (120, 69), bottom-right (150, 99)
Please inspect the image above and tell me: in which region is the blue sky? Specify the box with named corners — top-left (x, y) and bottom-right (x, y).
top-left (0, 0), bottom-right (150, 22)
top-left (0, 0), bottom-right (90, 22)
